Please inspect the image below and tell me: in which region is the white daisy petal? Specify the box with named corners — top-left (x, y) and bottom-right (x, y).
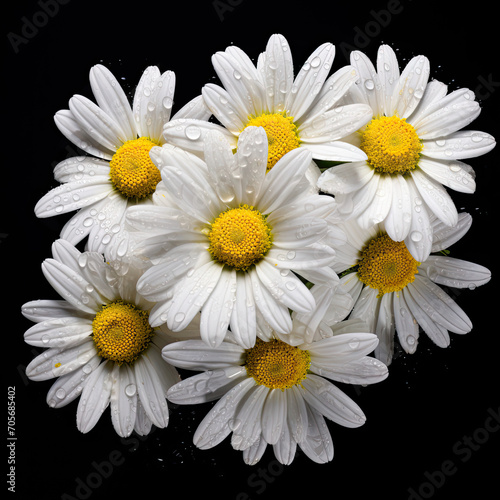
top-left (53, 156), bottom-right (110, 183)
top-left (270, 216), bottom-right (327, 249)
top-left (230, 273), bottom-right (257, 349)
top-left (167, 260), bottom-right (223, 331)
top-left (272, 424), bottom-right (297, 465)
top-left (311, 356), bottom-right (388, 385)
top-left (391, 54), bottom-right (430, 118)
top-left (263, 33), bottom-right (293, 113)
top-left (255, 260), bottom-right (315, 313)
top-left (286, 43), bottom-right (335, 121)
top-left (163, 118), bottom-right (236, 153)
top-left (89, 64), bottom-right (136, 142)
top-left (45, 355), bottom-right (101, 408)
top-left (166, 367), bottom-right (247, 404)
top-left (394, 291), bottom-right (419, 354)
top-left (41, 259), bottom-right (103, 314)
top-left (430, 212), bottom-right (472, 253)
top-left (110, 363), bottom-right (137, 437)
top-left (250, 271), bottom-right (293, 334)
top-left (374, 292), bottom-right (395, 365)
top-left (69, 95), bottom-right (124, 151)
top-left (200, 268), bottom-right (237, 347)
top-left (403, 286), bottom-right (451, 348)
top-left (409, 80), bottom-right (449, 125)
top-left (202, 84), bottom-right (247, 133)
top-left (298, 407), bottom-right (334, 464)
top-left (171, 94), bottom-right (211, 121)
top-left (423, 130), bottom-right (495, 160)
top-left (413, 88), bottom-right (480, 140)
top-left (305, 332), bottom-right (379, 362)
top-left (350, 49), bottom-right (383, 115)
top-left (317, 161), bottom-right (374, 195)
top-left (357, 174), bottom-right (392, 229)
top-left (409, 276), bottom-right (472, 334)
top-left (212, 46), bottom-right (265, 118)
top-left (302, 141), bottom-right (368, 162)
top-left (302, 374), bottom-right (366, 428)
top-left (76, 360), bottom-right (113, 433)
top-left (34, 176), bottom-right (113, 218)
top-left (24, 318), bottom-right (92, 348)
top-left (383, 174), bottom-right (412, 241)
top-left (26, 340), bottom-right (97, 381)
top-left (376, 45), bottom-right (400, 116)
top-left (193, 377), bottom-right (256, 450)
top-left (134, 354), bottom-right (169, 428)
top-left (54, 109), bottom-right (115, 160)
top-left (266, 243), bottom-right (336, 271)
top-left (232, 385), bottom-right (268, 450)
top-left (411, 169), bottom-right (458, 227)
top-left (286, 385), bottom-right (309, 443)
top-left (262, 389), bottom-right (287, 445)
top-left (162, 340), bottom-right (245, 371)
top-left (133, 400), bottom-right (153, 436)
top-left (421, 256), bottom-right (491, 288)
top-left (21, 299), bottom-right (89, 323)
top-left (418, 157), bottom-right (476, 194)
top-left (403, 177), bottom-right (433, 262)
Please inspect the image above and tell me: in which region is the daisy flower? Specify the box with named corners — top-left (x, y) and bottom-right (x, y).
top-left (34, 64), bottom-right (210, 264)
top-left (162, 33), bottom-right (373, 187)
top-left (21, 239), bottom-right (184, 436)
top-left (163, 285), bottom-right (388, 465)
top-left (317, 44), bottom-right (496, 259)
top-left (334, 214), bottom-right (491, 365)
top-left (126, 126), bottom-right (339, 349)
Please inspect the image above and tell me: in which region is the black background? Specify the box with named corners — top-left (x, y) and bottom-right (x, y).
top-left (4, 1), bottom-right (499, 499)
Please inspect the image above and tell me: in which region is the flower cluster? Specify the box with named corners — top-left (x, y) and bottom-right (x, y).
top-left (23, 35), bottom-right (494, 466)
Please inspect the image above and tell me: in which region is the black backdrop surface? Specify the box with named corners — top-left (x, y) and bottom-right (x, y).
top-left (4, 1), bottom-right (499, 499)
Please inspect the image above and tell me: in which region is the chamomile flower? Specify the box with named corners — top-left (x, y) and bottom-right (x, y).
top-left (35, 64), bottom-right (210, 264)
top-left (162, 34), bottom-right (372, 188)
top-left (163, 285), bottom-right (387, 465)
top-left (318, 44), bottom-right (495, 259)
top-left (126, 126), bottom-right (339, 349)
top-left (335, 215), bottom-right (491, 365)
top-left (21, 239), bottom-right (185, 437)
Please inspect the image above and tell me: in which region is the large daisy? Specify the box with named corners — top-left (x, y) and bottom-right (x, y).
top-left (333, 215), bottom-right (491, 365)
top-left (162, 33), bottom-right (373, 187)
top-left (126, 126), bottom-right (339, 349)
top-left (317, 44), bottom-right (496, 258)
top-left (34, 64), bottom-right (210, 264)
top-left (22, 239), bottom-right (184, 436)
top-left (163, 286), bottom-right (388, 465)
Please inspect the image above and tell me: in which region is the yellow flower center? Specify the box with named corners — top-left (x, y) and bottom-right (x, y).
top-left (357, 234), bottom-right (420, 297)
top-left (360, 116), bottom-right (422, 174)
top-left (109, 137), bottom-right (161, 199)
top-left (245, 338), bottom-right (311, 390)
top-left (207, 205), bottom-right (273, 271)
top-left (92, 300), bottom-right (155, 365)
top-left (245, 113), bottom-right (301, 171)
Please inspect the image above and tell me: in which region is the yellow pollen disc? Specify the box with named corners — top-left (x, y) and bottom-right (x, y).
top-left (109, 137), bottom-right (161, 199)
top-left (245, 338), bottom-right (311, 390)
top-left (92, 300), bottom-right (154, 365)
top-left (245, 113), bottom-right (301, 171)
top-left (360, 116), bottom-right (422, 174)
top-left (357, 234), bottom-right (420, 297)
top-left (208, 205), bottom-right (273, 271)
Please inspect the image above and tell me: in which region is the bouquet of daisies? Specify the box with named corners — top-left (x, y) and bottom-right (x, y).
top-left (22, 35), bottom-right (493, 465)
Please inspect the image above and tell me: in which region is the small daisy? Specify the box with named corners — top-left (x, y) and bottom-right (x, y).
top-left (163, 286), bottom-right (388, 465)
top-left (162, 34), bottom-right (373, 187)
top-left (334, 215), bottom-right (491, 365)
top-left (126, 126), bottom-right (339, 349)
top-left (317, 44), bottom-right (495, 257)
top-left (35, 64), bottom-right (210, 263)
top-left (22, 239), bottom-right (185, 436)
